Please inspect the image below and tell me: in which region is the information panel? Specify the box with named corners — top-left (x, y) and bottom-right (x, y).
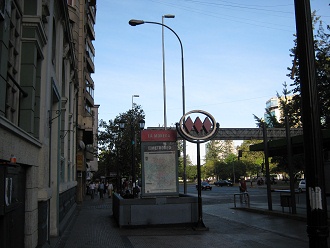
top-left (141, 130), bottom-right (178, 197)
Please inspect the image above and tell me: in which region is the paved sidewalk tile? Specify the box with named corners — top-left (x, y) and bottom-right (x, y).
top-left (51, 196), bottom-right (325, 248)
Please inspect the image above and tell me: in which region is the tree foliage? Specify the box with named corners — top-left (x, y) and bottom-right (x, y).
top-left (286, 13), bottom-right (330, 128)
top-left (201, 139), bottom-right (265, 181)
top-left (178, 152), bottom-right (194, 179)
top-left (254, 14), bottom-right (329, 129)
top-left (97, 104), bottom-right (145, 180)
top-left (250, 13), bottom-right (329, 178)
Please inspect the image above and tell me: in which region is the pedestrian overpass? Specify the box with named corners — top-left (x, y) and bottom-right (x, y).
top-left (214, 128), bottom-right (303, 140)
top-left (170, 127), bottom-right (303, 140)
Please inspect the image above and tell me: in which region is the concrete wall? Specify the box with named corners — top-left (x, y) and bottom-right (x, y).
top-left (113, 193), bottom-right (198, 227)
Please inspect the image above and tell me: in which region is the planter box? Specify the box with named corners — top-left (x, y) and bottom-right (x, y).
top-left (113, 193), bottom-right (198, 227)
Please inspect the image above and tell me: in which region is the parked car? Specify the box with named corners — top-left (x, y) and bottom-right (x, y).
top-left (298, 179), bottom-right (306, 192)
top-left (196, 181), bottom-right (212, 190)
top-left (214, 179), bottom-right (233, 187)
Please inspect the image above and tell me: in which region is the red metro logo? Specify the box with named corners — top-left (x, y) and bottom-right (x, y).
top-left (177, 110), bottom-right (219, 143)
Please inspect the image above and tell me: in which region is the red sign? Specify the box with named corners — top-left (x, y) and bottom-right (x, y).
top-left (141, 130), bottom-right (177, 142)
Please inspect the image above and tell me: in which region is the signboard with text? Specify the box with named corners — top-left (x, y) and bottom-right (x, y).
top-left (141, 130), bottom-right (178, 197)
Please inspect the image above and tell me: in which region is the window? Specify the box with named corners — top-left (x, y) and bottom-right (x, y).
top-left (85, 80), bottom-right (94, 99)
top-left (67, 161), bottom-right (71, 182)
top-left (85, 42), bottom-right (94, 62)
top-left (0, 0), bottom-right (5, 20)
top-left (266, 98), bottom-right (278, 110)
top-left (60, 158), bottom-right (65, 183)
top-left (85, 103), bottom-right (92, 114)
top-left (52, 21), bottom-right (56, 65)
top-left (67, 0), bottom-right (74, 7)
top-left (5, 1), bottom-right (22, 124)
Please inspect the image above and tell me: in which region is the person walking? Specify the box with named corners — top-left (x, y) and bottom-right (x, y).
top-left (99, 181), bottom-right (105, 200)
top-left (95, 181), bottom-right (99, 196)
top-left (107, 182), bottom-right (113, 198)
top-left (89, 182), bottom-right (95, 199)
top-left (239, 178), bottom-right (247, 193)
top-left (239, 178), bottom-right (248, 203)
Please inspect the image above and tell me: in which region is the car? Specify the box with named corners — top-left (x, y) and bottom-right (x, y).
top-left (298, 179), bottom-right (306, 192)
top-left (214, 179), bottom-right (233, 187)
top-left (196, 181), bottom-right (212, 190)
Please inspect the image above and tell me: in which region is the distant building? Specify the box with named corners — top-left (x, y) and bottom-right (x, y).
top-left (265, 97), bottom-right (281, 124)
top-left (68, 0), bottom-right (98, 204)
top-left (264, 96), bottom-right (293, 126)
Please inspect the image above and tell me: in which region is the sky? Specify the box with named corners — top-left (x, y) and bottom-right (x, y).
top-left (93, 0), bottom-right (330, 164)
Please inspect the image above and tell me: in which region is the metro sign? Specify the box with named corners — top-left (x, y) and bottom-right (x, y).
top-left (177, 110), bottom-right (219, 143)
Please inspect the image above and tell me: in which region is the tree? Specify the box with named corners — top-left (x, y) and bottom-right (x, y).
top-left (254, 13), bottom-right (329, 129)
top-left (252, 13), bottom-right (329, 178)
top-left (178, 153), bottom-right (194, 179)
top-left (204, 140), bottom-right (222, 162)
top-left (287, 13), bottom-right (330, 128)
top-left (203, 140), bottom-right (236, 180)
top-left (186, 163), bottom-right (197, 181)
top-left (236, 140), bottom-right (266, 177)
top-left (98, 104), bottom-right (145, 182)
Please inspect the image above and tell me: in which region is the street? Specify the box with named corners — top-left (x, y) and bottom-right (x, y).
top-left (180, 182), bottom-right (306, 208)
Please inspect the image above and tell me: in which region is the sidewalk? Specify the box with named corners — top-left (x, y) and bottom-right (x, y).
top-left (50, 194), bottom-right (329, 248)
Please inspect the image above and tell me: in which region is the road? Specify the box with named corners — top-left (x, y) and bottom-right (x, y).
top-left (179, 182), bottom-right (306, 207)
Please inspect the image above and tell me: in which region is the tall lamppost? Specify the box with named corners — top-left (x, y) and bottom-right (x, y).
top-left (162, 14), bottom-right (175, 129)
top-left (113, 133), bottom-right (120, 192)
top-left (131, 94), bottom-right (140, 194)
top-left (129, 19), bottom-right (188, 194)
top-left (132, 94), bottom-right (139, 109)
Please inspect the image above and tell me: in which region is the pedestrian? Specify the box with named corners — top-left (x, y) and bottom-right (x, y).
top-left (95, 181), bottom-right (99, 196)
top-left (89, 181), bottom-right (95, 199)
top-left (108, 182), bottom-right (113, 198)
top-left (239, 178), bottom-right (247, 193)
top-left (239, 178), bottom-right (248, 203)
top-left (99, 181), bottom-right (105, 199)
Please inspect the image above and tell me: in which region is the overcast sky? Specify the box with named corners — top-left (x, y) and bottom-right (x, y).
top-left (93, 0), bottom-right (329, 164)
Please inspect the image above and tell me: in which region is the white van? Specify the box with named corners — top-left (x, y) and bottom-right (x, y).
top-left (298, 180), bottom-right (306, 192)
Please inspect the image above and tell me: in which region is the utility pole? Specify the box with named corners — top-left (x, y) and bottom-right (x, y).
top-left (294, 1), bottom-right (329, 247)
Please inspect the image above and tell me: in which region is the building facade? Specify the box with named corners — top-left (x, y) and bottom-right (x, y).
top-left (68, 0), bottom-right (98, 204)
top-left (0, 0), bottom-right (97, 247)
top-left (264, 96), bottom-right (293, 126)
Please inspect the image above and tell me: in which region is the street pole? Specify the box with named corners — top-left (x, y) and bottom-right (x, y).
top-left (195, 141), bottom-right (208, 230)
top-left (131, 121), bottom-right (135, 191)
top-left (131, 95), bottom-right (139, 194)
top-left (129, 19), bottom-right (187, 193)
top-left (262, 122), bottom-right (272, 211)
top-left (161, 14), bottom-right (175, 130)
top-left (294, 1), bottom-right (329, 246)
top-left (285, 115), bottom-right (297, 214)
top-left (162, 16), bottom-right (167, 129)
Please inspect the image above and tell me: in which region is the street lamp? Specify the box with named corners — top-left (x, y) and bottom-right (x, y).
top-left (128, 19), bottom-right (185, 117)
top-left (129, 19), bottom-right (188, 194)
top-left (132, 94), bottom-right (139, 109)
top-left (162, 14), bottom-right (175, 129)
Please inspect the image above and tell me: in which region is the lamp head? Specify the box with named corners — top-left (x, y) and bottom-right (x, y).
top-left (139, 119), bottom-right (145, 130)
top-left (129, 19), bottom-right (145, 26)
top-left (119, 119), bottom-right (126, 130)
top-left (163, 14), bottom-right (175, 18)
